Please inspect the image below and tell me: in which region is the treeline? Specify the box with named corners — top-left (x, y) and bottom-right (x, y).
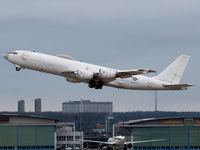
top-left (1, 111), bottom-right (200, 131)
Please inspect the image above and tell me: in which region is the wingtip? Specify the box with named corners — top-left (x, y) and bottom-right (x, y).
top-left (149, 69), bottom-right (156, 73)
top-left (179, 53), bottom-right (190, 59)
top-left (137, 68), bottom-right (156, 73)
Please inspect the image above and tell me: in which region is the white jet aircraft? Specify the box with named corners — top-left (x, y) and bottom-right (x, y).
top-left (82, 135), bottom-right (164, 145)
top-left (80, 135), bottom-right (165, 149)
top-left (3, 50), bottom-right (193, 90)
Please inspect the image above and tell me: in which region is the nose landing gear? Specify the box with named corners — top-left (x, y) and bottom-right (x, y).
top-left (15, 65), bottom-right (21, 71)
top-left (16, 67), bottom-right (21, 71)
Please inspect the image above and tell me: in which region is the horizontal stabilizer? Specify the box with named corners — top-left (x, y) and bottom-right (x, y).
top-left (163, 84), bottom-right (194, 90)
top-left (117, 68), bottom-right (156, 78)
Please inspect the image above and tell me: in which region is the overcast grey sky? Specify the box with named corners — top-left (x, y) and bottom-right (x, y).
top-left (0, 0), bottom-right (199, 112)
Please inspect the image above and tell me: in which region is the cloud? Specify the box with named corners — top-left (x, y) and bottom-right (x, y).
top-left (0, 0), bottom-right (200, 111)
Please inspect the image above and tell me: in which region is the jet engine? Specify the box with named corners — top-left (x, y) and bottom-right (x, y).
top-left (127, 143), bottom-right (132, 149)
top-left (99, 69), bottom-right (116, 79)
top-left (75, 69), bottom-right (94, 80)
top-left (66, 77), bottom-right (81, 83)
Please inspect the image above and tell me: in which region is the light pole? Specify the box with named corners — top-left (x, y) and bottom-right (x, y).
top-left (155, 90), bottom-right (158, 112)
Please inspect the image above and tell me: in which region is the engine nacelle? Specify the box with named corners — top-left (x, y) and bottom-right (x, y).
top-left (99, 69), bottom-right (116, 79)
top-left (66, 77), bottom-right (81, 83)
top-left (127, 143), bottom-right (132, 148)
top-left (75, 69), bottom-right (94, 80)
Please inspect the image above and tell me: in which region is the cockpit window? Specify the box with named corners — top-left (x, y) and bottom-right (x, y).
top-left (7, 52), bottom-right (18, 55)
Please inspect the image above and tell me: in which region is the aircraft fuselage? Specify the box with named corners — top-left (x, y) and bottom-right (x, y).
top-left (3, 50), bottom-right (191, 90)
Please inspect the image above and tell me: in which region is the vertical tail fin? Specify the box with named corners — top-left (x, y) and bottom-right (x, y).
top-left (154, 54), bottom-right (190, 84)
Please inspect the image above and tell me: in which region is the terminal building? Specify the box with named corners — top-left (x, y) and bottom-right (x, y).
top-left (56, 122), bottom-right (83, 149)
top-left (114, 117), bottom-right (200, 149)
top-left (0, 114), bottom-right (83, 150)
top-left (62, 100), bottom-right (113, 113)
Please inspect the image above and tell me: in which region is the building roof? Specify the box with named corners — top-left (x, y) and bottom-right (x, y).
top-left (63, 100), bottom-right (112, 104)
top-left (115, 117), bottom-right (200, 127)
top-left (0, 114), bottom-right (58, 125)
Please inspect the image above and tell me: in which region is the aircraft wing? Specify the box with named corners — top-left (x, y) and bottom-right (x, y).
top-left (116, 68), bottom-right (156, 78)
top-left (78, 140), bottom-right (113, 145)
top-left (163, 84), bottom-right (194, 90)
top-left (61, 71), bottom-right (76, 77)
top-left (62, 68), bottom-right (156, 80)
top-left (56, 54), bottom-right (79, 61)
top-left (124, 139), bottom-right (165, 144)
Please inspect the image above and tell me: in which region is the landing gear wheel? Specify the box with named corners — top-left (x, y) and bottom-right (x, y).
top-left (99, 144), bottom-right (104, 149)
top-left (123, 145), bottom-right (127, 150)
top-left (16, 67), bottom-right (21, 71)
top-left (89, 79), bottom-right (104, 89)
top-left (89, 80), bottom-right (95, 88)
top-left (127, 143), bottom-right (132, 149)
top-left (97, 80), bottom-right (103, 89)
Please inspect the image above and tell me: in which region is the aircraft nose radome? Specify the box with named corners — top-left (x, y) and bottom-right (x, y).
top-left (3, 54), bottom-right (9, 60)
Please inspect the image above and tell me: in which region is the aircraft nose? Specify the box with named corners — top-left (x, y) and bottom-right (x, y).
top-left (3, 54), bottom-right (9, 60)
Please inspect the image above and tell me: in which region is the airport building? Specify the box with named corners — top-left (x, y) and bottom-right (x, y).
top-left (18, 100), bottom-right (25, 112)
top-left (62, 100), bottom-right (113, 113)
top-left (56, 122), bottom-right (83, 149)
top-left (105, 114), bottom-right (116, 136)
top-left (0, 114), bottom-right (56, 150)
top-left (35, 98), bottom-right (42, 113)
top-left (114, 117), bottom-right (200, 149)
top-left (0, 114), bottom-right (83, 150)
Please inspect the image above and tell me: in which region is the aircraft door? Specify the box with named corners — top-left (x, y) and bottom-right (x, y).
top-left (21, 51), bottom-right (30, 61)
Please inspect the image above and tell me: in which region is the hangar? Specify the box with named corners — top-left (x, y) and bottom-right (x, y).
top-left (114, 117), bottom-right (200, 149)
top-left (0, 114), bottom-right (56, 150)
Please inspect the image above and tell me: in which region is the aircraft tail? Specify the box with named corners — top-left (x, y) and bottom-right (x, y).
top-left (154, 54), bottom-right (190, 84)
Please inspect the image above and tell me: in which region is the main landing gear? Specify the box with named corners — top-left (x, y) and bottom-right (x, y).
top-left (123, 144), bottom-right (132, 150)
top-left (88, 79), bottom-right (104, 89)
